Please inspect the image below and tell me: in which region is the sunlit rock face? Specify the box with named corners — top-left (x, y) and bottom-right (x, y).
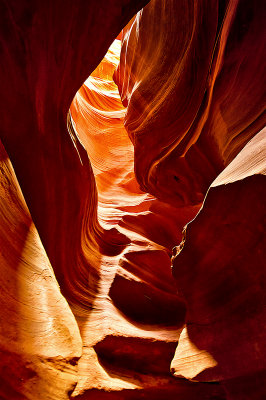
top-left (0, 0), bottom-right (265, 399)
top-left (114, 0), bottom-right (266, 207)
top-left (0, 0), bottom-right (150, 306)
top-left (0, 140), bottom-right (82, 399)
top-left (70, 38), bottom-right (223, 399)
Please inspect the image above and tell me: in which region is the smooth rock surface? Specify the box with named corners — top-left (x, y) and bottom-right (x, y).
top-left (0, 0), bottom-right (264, 399)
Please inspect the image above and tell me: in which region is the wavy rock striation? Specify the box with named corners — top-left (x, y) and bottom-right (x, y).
top-left (70, 38), bottom-right (223, 399)
top-left (0, 0), bottom-right (265, 399)
top-left (0, 0), bottom-right (150, 306)
top-left (0, 140), bottom-right (82, 399)
top-left (114, 0), bottom-right (266, 207)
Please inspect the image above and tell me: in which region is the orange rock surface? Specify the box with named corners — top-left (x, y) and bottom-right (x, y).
top-left (0, 140), bottom-right (82, 399)
top-left (0, 0), bottom-right (265, 399)
top-left (114, 0), bottom-right (265, 207)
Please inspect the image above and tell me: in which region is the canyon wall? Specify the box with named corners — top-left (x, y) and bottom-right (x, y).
top-left (0, 0), bottom-right (265, 399)
top-left (114, 0), bottom-right (265, 207)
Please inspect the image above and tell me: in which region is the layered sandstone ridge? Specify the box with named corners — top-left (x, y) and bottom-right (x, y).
top-left (0, 0), bottom-right (265, 399)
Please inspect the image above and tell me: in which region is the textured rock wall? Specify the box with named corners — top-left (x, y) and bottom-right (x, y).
top-left (0, 0), bottom-right (150, 304)
top-left (114, 0), bottom-right (266, 398)
top-left (114, 0), bottom-right (265, 207)
top-left (171, 129), bottom-right (266, 399)
top-left (0, 0), bottom-right (265, 399)
top-left (0, 140), bottom-right (82, 399)
top-left (70, 38), bottom-right (223, 399)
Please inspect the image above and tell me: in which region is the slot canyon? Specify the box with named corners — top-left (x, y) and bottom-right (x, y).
top-left (0, 1), bottom-right (265, 399)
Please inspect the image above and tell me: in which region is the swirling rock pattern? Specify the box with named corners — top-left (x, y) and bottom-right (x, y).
top-left (0, 140), bottom-right (82, 399)
top-left (0, 0), bottom-right (265, 399)
top-left (115, 0), bottom-right (266, 207)
top-left (70, 38), bottom-right (223, 399)
top-left (0, 0), bottom-right (150, 305)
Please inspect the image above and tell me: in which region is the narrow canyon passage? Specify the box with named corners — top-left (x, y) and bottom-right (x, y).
top-left (69, 36), bottom-right (212, 399)
top-left (0, 1), bottom-right (265, 400)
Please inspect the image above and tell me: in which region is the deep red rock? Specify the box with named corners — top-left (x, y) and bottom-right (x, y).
top-left (0, 0), bottom-right (264, 399)
top-left (172, 130), bottom-right (266, 397)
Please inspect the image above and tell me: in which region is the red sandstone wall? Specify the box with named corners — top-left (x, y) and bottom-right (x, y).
top-left (0, 0), bottom-right (265, 399)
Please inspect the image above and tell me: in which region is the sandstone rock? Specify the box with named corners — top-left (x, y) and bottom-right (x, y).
top-left (115, 0), bottom-right (266, 207)
top-left (0, 0), bottom-right (264, 399)
top-left (172, 129), bottom-right (266, 397)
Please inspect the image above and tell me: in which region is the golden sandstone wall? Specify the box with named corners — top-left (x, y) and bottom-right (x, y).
top-left (0, 1), bottom-right (265, 399)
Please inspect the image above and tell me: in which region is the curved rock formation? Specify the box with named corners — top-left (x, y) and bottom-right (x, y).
top-left (171, 129), bottom-right (266, 399)
top-left (70, 38), bottom-right (222, 399)
top-left (0, 0), bottom-right (265, 399)
top-left (114, 0), bottom-right (266, 207)
top-left (0, 0), bottom-right (150, 305)
top-left (0, 140), bottom-right (82, 399)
